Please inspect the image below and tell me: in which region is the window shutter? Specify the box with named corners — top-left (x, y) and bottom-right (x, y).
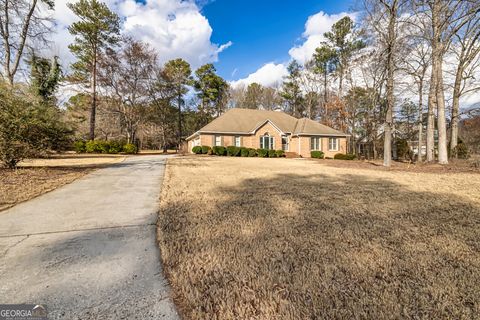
top-left (221, 136), bottom-right (224, 146)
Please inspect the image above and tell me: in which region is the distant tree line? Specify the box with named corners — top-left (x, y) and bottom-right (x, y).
top-left (0, 0), bottom-right (479, 168)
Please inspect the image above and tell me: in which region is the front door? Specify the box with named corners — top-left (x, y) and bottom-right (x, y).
top-left (281, 135), bottom-right (289, 151)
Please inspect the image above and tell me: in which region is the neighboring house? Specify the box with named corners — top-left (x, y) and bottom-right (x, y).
top-left (186, 108), bottom-right (349, 158)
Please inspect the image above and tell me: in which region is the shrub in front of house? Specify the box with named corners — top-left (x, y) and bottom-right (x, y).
top-left (227, 146), bottom-right (241, 156)
top-left (248, 148), bottom-right (257, 157)
top-left (334, 153), bottom-right (355, 160)
top-left (192, 146), bottom-right (202, 154)
top-left (275, 150), bottom-right (285, 157)
top-left (73, 140), bottom-right (87, 153)
top-left (268, 149), bottom-right (277, 157)
top-left (311, 151), bottom-right (324, 159)
top-left (201, 146), bottom-right (211, 154)
top-left (240, 147), bottom-right (249, 157)
top-left (212, 146), bottom-right (226, 156)
top-left (257, 148), bottom-right (268, 157)
top-left (123, 143), bottom-right (138, 154)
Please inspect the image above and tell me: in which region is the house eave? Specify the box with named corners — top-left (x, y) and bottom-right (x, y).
top-left (293, 133), bottom-right (351, 137)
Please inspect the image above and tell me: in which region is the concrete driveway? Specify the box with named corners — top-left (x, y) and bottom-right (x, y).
top-left (0, 155), bottom-right (179, 319)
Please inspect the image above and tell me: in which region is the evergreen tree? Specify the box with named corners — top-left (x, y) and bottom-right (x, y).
top-left (67, 0), bottom-right (120, 140)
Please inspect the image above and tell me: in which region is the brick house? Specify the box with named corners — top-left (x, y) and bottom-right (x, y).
top-left (186, 108), bottom-right (349, 158)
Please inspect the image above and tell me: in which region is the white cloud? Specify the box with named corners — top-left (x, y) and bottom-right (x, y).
top-left (230, 63), bottom-right (288, 89)
top-left (48, 0), bottom-right (230, 70)
top-left (289, 11), bottom-right (356, 65)
top-left (231, 11), bottom-right (356, 88)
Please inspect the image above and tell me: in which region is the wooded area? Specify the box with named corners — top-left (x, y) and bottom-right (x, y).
top-left (0, 0), bottom-right (479, 168)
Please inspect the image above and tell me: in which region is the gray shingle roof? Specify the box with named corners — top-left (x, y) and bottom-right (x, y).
top-left (188, 108), bottom-right (348, 139)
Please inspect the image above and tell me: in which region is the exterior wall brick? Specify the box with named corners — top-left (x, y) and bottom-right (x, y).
top-left (293, 136), bottom-right (348, 158)
top-left (188, 131), bottom-right (347, 157)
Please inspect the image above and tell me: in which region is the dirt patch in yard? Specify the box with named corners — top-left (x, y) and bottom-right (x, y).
top-left (158, 156), bottom-right (480, 320)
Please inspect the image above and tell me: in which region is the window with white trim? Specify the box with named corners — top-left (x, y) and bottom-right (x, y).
top-left (328, 138), bottom-right (338, 151)
top-left (234, 136), bottom-right (241, 147)
top-left (259, 135), bottom-right (274, 150)
top-left (310, 137), bottom-right (322, 150)
top-left (214, 135), bottom-right (222, 146)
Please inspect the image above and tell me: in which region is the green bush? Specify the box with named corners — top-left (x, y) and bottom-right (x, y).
top-left (275, 150), bottom-right (285, 158)
top-left (257, 148), bottom-right (268, 157)
top-left (311, 151), bottom-right (325, 159)
top-left (334, 153), bottom-right (356, 160)
top-left (248, 148), bottom-right (257, 157)
top-left (227, 146), bottom-right (241, 156)
top-left (85, 140), bottom-right (102, 153)
top-left (73, 140), bottom-right (86, 153)
top-left (240, 147), bottom-right (249, 157)
top-left (108, 141), bottom-right (123, 154)
top-left (453, 143), bottom-right (470, 159)
top-left (268, 149), bottom-right (277, 157)
top-left (201, 146), bottom-right (211, 154)
top-left (98, 141), bottom-right (111, 154)
top-left (192, 146), bottom-right (202, 154)
top-left (123, 143), bottom-right (138, 154)
top-left (212, 146), bottom-right (226, 156)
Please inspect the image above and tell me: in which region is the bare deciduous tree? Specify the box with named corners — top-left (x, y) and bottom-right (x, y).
top-left (98, 38), bottom-right (156, 144)
top-left (0, 0), bottom-right (54, 84)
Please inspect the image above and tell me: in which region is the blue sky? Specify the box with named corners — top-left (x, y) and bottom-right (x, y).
top-left (54, 0), bottom-right (354, 86)
top-left (200, 0), bottom-right (353, 81)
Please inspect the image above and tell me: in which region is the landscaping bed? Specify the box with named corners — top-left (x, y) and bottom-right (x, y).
top-left (158, 156), bottom-right (480, 319)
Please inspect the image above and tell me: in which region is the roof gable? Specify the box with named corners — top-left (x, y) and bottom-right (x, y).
top-left (188, 108), bottom-right (348, 139)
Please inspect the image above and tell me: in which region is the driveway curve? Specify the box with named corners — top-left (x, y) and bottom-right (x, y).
top-left (0, 155), bottom-right (179, 319)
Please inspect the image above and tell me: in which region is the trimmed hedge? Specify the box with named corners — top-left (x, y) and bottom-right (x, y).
top-left (192, 146), bottom-right (202, 154)
top-left (195, 145), bottom-right (285, 158)
top-left (311, 151), bottom-right (325, 159)
top-left (212, 146), bottom-right (226, 156)
top-left (257, 148), bottom-right (269, 158)
top-left (123, 143), bottom-right (138, 154)
top-left (73, 140), bottom-right (86, 153)
top-left (334, 153), bottom-right (356, 160)
top-left (227, 146), bottom-right (241, 156)
top-left (76, 139), bottom-right (134, 154)
top-left (275, 150), bottom-right (285, 157)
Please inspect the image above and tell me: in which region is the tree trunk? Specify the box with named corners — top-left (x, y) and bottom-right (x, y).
top-left (417, 80), bottom-right (424, 162)
top-left (177, 91), bottom-right (182, 150)
top-left (450, 65), bottom-right (463, 157)
top-left (435, 51), bottom-right (448, 164)
top-left (89, 51), bottom-right (97, 141)
top-left (383, 4), bottom-right (396, 167)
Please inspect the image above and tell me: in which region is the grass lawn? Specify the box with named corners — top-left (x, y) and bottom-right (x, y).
top-left (158, 156), bottom-right (480, 319)
top-left (0, 154), bottom-right (125, 211)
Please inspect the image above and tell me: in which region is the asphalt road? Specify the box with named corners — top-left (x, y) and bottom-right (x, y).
top-left (0, 155), bottom-right (179, 319)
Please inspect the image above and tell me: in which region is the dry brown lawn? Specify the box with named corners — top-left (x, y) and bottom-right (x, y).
top-left (158, 156), bottom-right (480, 320)
top-left (0, 154), bottom-right (125, 211)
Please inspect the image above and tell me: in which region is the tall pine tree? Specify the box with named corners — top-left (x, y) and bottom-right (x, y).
top-left (68, 0), bottom-right (120, 140)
